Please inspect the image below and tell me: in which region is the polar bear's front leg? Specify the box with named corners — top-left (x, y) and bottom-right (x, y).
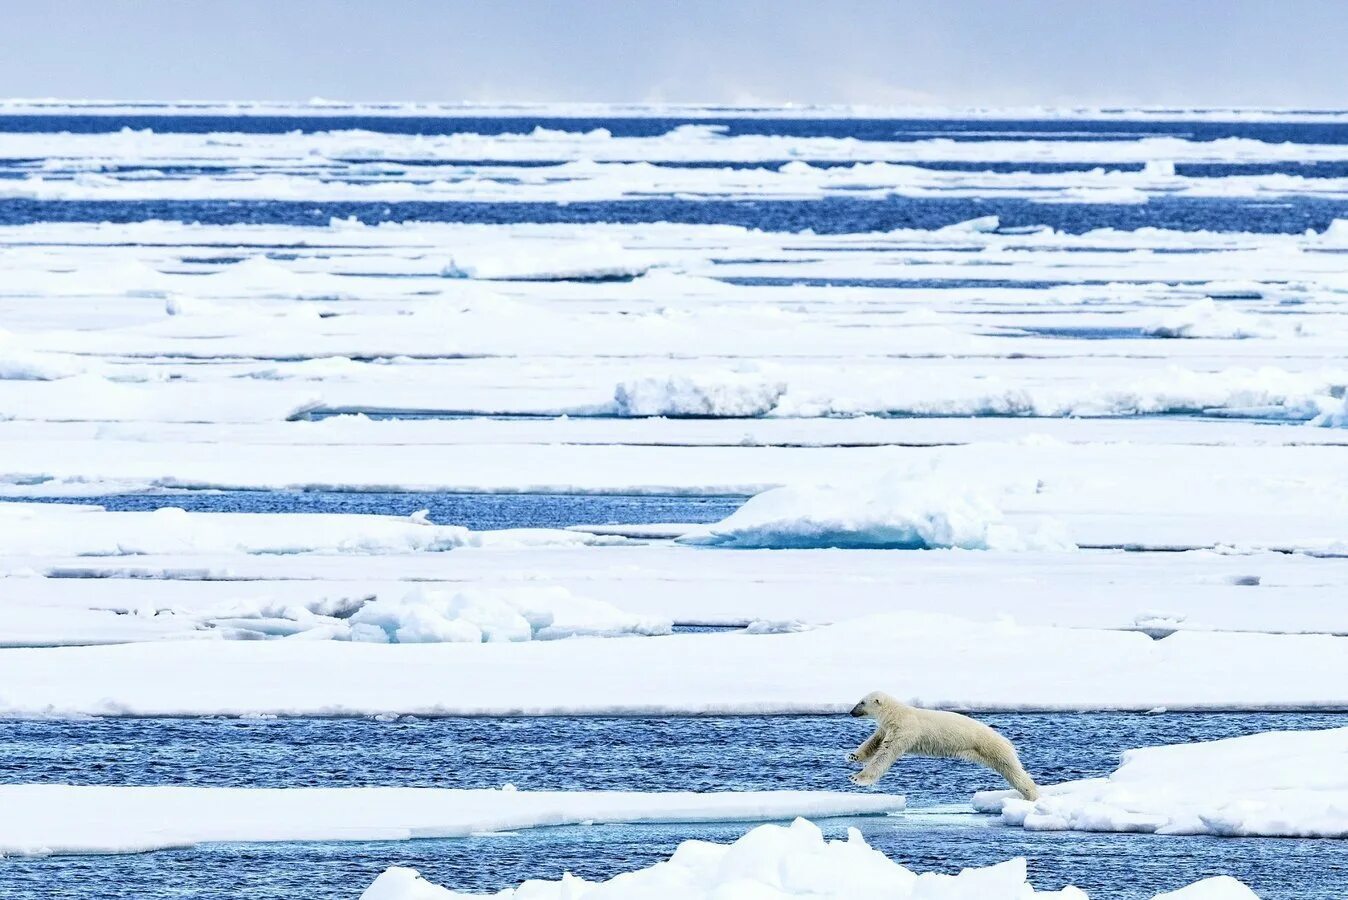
top-left (850, 730), bottom-right (910, 787)
top-left (847, 729), bottom-right (884, 764)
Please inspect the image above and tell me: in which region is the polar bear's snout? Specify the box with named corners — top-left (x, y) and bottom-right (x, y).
top-left (849, 702), bottom-right (867, 717)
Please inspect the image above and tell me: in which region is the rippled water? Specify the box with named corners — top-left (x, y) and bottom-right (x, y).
top-left (5, 195), bottom-right (1346, 232)
top-left (2, 712), bottom-right (1342, 803)
top-left (1, 713), bottom-right (1345, 900)
top-left (15, 491), bottom-right (745, 529)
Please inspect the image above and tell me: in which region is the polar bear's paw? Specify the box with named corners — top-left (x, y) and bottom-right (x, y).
top-left (845, 751), bottom-right (862, 764)
top-left (849, 772), bottom-right (878, 787)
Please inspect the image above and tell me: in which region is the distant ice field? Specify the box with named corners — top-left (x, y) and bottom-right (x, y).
top-left (6, 106), bottom-right (1348, 138)
top-left (6, 111), bottom-right (1348, 228)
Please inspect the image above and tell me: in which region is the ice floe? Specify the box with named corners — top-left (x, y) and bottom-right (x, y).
top-left (8, 545), bottom-right (1348, 648)
top-left (1, 612), bottom-right (1344, 716)
top-left (679, 474), bottom-right (1070, 550)
top-left (0, 503), bottom-right (622, 557)
top-left (1143, 298), bottom-right (1288, 340)
top-left (0, 785), bottom-right (903, 857)
top-left (975, 727), bottom-right (1348, 838)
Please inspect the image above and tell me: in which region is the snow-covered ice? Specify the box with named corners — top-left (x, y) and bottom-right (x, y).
top-left (0, 785), bottom-right (903, 857)
top-left (1, 119), bottom-right (1347, 718)
top-left (975, 726), bottom-right (1348, 838)
top-left (340, 586), bottom-right (671, 643)
top-left (1, 613), bottom-right (1344, 716)
top-left (0, 502), bottom-right (623, 557)
top-left (679, 474), bottom-right (1070, 550)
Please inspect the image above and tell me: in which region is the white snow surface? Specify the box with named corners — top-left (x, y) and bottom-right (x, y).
top-left (975, 727), bottom-right (1348, 838)
top-left (0, 503), bottom-right (622, 557)
top-left (0, 786), bottom-right (903, 857)
top-left (359, 818), bottom-right (1257, 900)
top-left (342, 586), bottom-right (671, 643)
top-left (1, 613), bottom-right (1344, 716)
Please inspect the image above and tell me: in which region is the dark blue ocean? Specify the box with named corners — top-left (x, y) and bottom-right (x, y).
top-left (3, 113), bottom-right (1348, 232)
top-left (1, 713), bottom-right (1345, 900)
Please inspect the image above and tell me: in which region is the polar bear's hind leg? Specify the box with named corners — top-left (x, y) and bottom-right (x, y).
top-left (973, 748), bottom-right (1040, 800)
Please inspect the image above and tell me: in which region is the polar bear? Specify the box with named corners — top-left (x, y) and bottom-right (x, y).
top-left (846, 691), bottom-right (1039, 800)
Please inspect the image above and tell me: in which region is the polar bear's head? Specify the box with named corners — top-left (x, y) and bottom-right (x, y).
top-left (849, 691), bottom-right (893, 718)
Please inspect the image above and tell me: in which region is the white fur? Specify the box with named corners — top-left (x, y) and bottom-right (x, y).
top-left (846, 690), bottom-right (1040, 800)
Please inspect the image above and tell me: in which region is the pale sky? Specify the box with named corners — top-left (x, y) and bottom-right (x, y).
top-left (2, 0), bottom-right (1346, 108)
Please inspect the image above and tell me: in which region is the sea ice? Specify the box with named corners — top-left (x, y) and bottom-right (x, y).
top-left (678, 474), bottom-right (1070, 550)
top-left (1, 613), bottom-right (1344, 716)
top-left (1143, 298), bottom-right (1286, 339)
top-left (0, 785), bottom-right (903, 857)
top-left (0, 503), bottom-right (624, 557)
top-left (974, 726), bottom-right (1348, 837)
top-left (342, 586), bottom-right (671, 643)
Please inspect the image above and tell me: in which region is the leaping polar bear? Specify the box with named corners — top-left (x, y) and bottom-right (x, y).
top-left (847, 691), bottom-right (1040, 800)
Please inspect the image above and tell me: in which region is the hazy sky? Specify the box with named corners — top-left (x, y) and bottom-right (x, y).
top-left (3, 0), bottom-right (1346, 107)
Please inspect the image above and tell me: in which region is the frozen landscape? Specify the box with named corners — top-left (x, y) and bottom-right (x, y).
top-left (1, 100), bottom-right (1345, 899)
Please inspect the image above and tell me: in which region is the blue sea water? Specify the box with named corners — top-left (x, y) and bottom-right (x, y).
top-left (5, 195), bottom-right (1346, 233)
top-left (1, 713), bottom-right (1344, 900)
top-left (4, 712), bottom-right (1340, 802)
top-left (5, 113), bottom-right (1348, 143)
top-left (13, 491), bottom-right (746, 529)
